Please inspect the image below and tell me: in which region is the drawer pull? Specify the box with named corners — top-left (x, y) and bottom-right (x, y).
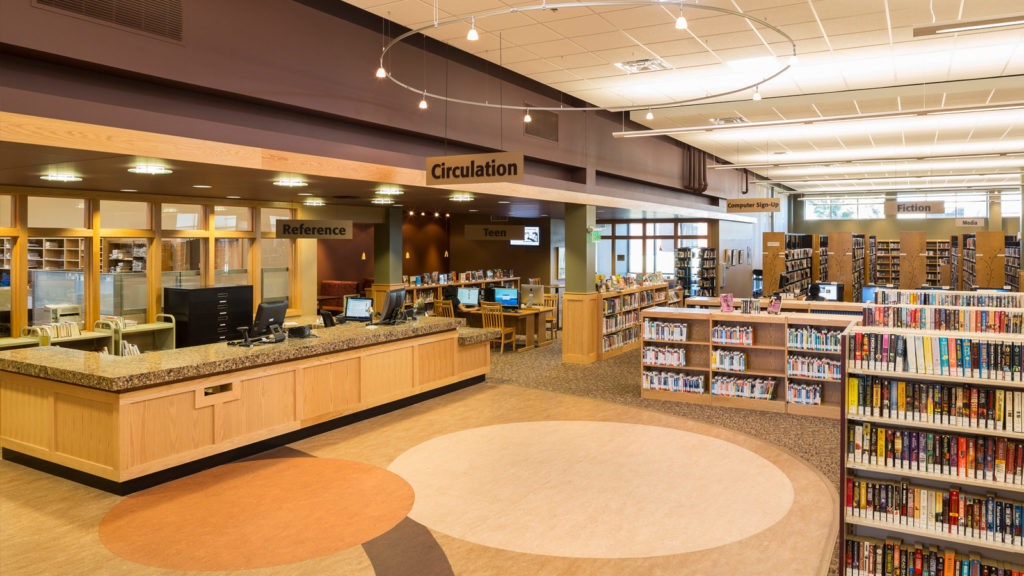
top-left (204, 383), bottom-right (232, 396)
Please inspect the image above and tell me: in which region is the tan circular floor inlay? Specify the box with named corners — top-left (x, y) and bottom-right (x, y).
top-left (99, 458), bottom-right (413, 570)
top-left (389, 420), bottom-right (794, 558)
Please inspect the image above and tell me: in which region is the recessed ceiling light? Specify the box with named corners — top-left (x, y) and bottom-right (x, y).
top-left (303, 200), bottom-right (326, 206)
top-left (371, 197), bottom-right (395, 204)
top-left (541, 214), bottom-right (549, 217)
top-left (377, 187), bottom-right (404, 195)
top-left (120, 188), bottom-right (137, 192)
top-left (226, 195), bottom-right (241, 199)
top-left (274, 178), bottom-right (307, 187)
top-left (450, 193), bottom-right (474, 202)
top-left (297, 192), bottom-right (313, 196)
top-left (497, 200), bottom-right (511, 204)
top-left (162, 208), bottom-right (178, 213)
top-left (468, 209), bottom-right (479, 212)
top-left (214, 206), bottom-right (226, 212)
top-left (128, 164), bottom-right (172, 174)
top-left (192, 185), bottom-right (212, 189)
top-left (40, 172), bottom-right (82, 182)
top-left (409, 210), bottom-right (415, 216)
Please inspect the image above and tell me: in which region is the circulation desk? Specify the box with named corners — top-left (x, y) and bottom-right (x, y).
top-left (0, 318), bottom-right (497, 493)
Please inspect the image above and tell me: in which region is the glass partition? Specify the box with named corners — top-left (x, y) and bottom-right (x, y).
top-left (161, 204), bottom-right (203, 230)
top-left (101, 200), bottom-right (150, 229)
top-left (214, 238), bottom-right (249, 286)
top-left (214, 206), bottom-right (252, 231)
top-left (28, 197), bottom-right (85, 228)
top-left (161, 238), bottom-right (202, 306)
top-left (0, 195), bottom-right (11, 227)
top-left (0, 237), bottom-right (10, 337)
top-left (29, 270), bottom-right (85, 326)
top-left (260, 238), bottom-right (291, 304)
top-left (100, 273), bottom-right (148, 323)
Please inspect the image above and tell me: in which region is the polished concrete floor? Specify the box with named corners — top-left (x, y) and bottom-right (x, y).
top-left (0, 338), bottom-right (839, 575)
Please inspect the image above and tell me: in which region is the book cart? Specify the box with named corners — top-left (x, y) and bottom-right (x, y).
top-left (94, 314), bottom-right (176, 356)
top-left (842, 291), bottom-right (1024, 575)
top-left (640, 307), bottom-right (855, 418)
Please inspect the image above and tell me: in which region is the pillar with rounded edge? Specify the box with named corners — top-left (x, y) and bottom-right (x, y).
top-left (371, 207), bottom-right (404, 313)
top-left (561, 203), bottom-right (601, 364)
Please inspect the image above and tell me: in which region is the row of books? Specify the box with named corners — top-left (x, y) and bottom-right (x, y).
top-left (850, 332), bottom-right (1024, 381)
top-left (642, 320), bottom-right (688, 342)
top-left (876, 290), bottom-right (1024, 309)
top-left (710, 376), bottom-right (775, 400)
top-left (642, 346), bottom-right (685, 367)
top-left (602, 325), bottom-right (639, 353)
top-left (847, 422), bottom-right (1024, 485)
top-left (847, 376), bottom-right (1024, 432)
top-left (787, 355), bottom-right (842, 381)
top-left (711, 324), bottom-right (753, 346)
top-left (35, 322), bottom-right (81, 339)
top-left (862, 305), bottom-right (1024, 335)
top-left (603, 310), bottom-right (639, 335)
top-left (786, 382), bottom-right (822, 406)
top-left (98, 315), bottom-right (138, 331)
top-left (711, 349), bottom-right (746, 372)
top-left (787, 326), bottom-right (842, 352)
top-left (844, 478), bottom-right (1022, 546)
top-left (642, 370), bottom-right (703, 394)
top-left (603, 297), bottom-right (621, 315)
top-left (844, 536), bottom-right (1024, 576)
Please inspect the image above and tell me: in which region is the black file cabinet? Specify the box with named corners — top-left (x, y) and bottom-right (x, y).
top-left (163, 286), bottom-right (253, 348)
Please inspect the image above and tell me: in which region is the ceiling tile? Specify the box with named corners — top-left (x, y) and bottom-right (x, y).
top-left (542, 14), bottom-right (618, 38)
top-left (571, 30), bottom-right (638, 51)
top-left (525, 38), bottom-right (587, 57)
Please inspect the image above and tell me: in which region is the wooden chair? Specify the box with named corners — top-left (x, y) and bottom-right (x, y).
top-left (481, 304), bottom-right (516, 354)
top-left (433, 299), bottom-right (454, 318)
top-left (543, 293), bottom-right (559, 339)
top-left (528, 277), bottom-right (542, 285)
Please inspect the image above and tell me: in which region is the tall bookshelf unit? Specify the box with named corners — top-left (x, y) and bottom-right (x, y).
top-left (763, 233), bottom-right (819, 296)
top-left (828, 232), bottom-right (866, 302)
top-left (816, 235), bottom-right (829, 283)
top-left (1006, 235), bottom-right (1020, 292)
top-left (675, 247), bottom-right (697, 299)
top-left (898, 231), bottom-right (929, 290)
top-left (868, 236), bottom-right (877, 285)
top-left (926, 239), bottom-right (952, 287)
top-left (697, 248), bottom-right (718, 297)
top-left (843, 323), bottom-right (1024, 573)
top-left (951, 235), bottom-right (961, 291)
top-left (962, 231), bottom-right (1007, 289)
top-left (599, 283), bottom-right (673, 360)
top-left (641, 308), bottom-right (854, 418)
top-left (875, 239), bottom-right (900, 286)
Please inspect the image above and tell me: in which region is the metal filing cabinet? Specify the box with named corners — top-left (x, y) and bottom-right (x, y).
top-left (163, 286), bottom-right (253, 347)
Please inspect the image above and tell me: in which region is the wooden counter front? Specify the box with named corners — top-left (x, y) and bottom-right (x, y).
top-left (0, 327), bottom-right (491, 490)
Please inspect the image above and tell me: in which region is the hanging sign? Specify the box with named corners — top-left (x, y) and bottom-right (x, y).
top-left (465, 225), bottom-right (525, 241)
top-left (884, 201), bottom-right (945, 216)
top-left (275, 219), bottom-right (352, 239)
top-left (956, 218), bottom-right (986, 227)
top-left (726, 198), bottom-right (780, 213)
top-left (426, 152), bottom-right (524, 185)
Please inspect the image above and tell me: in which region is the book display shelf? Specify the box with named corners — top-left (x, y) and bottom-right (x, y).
top-left (675, 247), bottom-right (697, 299)
top-left (19, 325), bottom-right (113, 352)
top-left (27, 237), bottom-right (83, 271)
top-left (1006, 236), bottom-right (1021, 292)
top-left (640, 307), bottom-right (855, 418)
top-left (94, 314), bottom-right (175, 356)
top-left (875, 239), bottom-right (900, 286)
top-left (926, 240), bottom-right (952, 288)
top-left (402, 276), bottom-right (520, 308)
top-left (600, 283), bottom-right (674, 359)
top-left (697, 248), bottom-right (718, 297)
top-left (843, 322), bottom-right (1024, 574)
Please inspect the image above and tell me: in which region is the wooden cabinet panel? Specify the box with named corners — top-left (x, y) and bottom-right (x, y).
top-left (239, 371), bottom-right (296, 435)
top-left (124, 390), bottom-right (215, 469)
top-left (361, 347), bottom-right (414, 402)
top-left (416, 338), bottom-right (455, 386)
top-left (561, 292), bottom-right (601, 364)
top-left (301, 358), bottom-right (360, 421)
top-left (456, 341), bottom-right (489, 376)
top-left (0, 378), bottom-right (52, 451)
top-left (54, 393), bottom-right (117, 467)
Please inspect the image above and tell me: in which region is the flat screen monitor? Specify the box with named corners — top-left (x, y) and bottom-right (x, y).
top-left (251, 300), bottom-right (288, 337)
top-left (521, 284), bottom-right (544, 306)
top-left (861, 285), bottom-right (880, 303)
top-left (510, 226), bottom-right (540, 246)
top-left (494, 288), bottom-right (518, 307)
top-left (344, 297), bottom-right (374, 321)
top-left (457, 287), bottom-right (479, 306)
top-left (977, 288), bottom-right (1009, 293)
top-left (817, 283), bottom-right (840, 301)
top-left (481, 287), bottom-right (496, 304)
top-left (376, 288), bottom-right (406, 325)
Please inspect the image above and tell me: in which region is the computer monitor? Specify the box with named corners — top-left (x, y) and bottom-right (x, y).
top-left (817, 283), bottom-right (839, 301)
top-left (251, 300), bottom-right (288, 338)
top-left (861, 285), bottom-right (880, 303)
top-left (494, 287), bottom-right (519, 307)
top-left (375, 288), bottom-right (406, 325)
top-left (521, 284), bottom-right (544, 306)
top-left (977, 288), bottom-right (1009, 293)
top-left (481, 286), bottom-right (496, 304)
top-left (344, 297), bottom-right (374, 322)
top-left (457, 287), bottom-right (479, 306)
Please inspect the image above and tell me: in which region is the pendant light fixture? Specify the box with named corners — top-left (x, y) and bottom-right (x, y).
top-left (467, 16), bottom-right (479, 41)
top-left (645, 107), bottom-right (654, 120)
top-left (523, 109), bottom-right (532, 123)
top-left (675, 2), bottom-right (687, 30)
top-left (418, 91), bottom-right (428, 109)
top-left (752, 86), bottom-right (762, 101)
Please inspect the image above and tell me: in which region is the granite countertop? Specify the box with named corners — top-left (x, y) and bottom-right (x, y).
top-left (0, 318), bottom-right (488, 392)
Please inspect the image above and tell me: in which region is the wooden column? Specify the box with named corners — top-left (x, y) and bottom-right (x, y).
top-left (561, 203), bottom-right (598, 364)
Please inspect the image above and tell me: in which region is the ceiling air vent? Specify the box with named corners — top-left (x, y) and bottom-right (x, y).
top-left (613, 58), bottom-right (671, 74)
top-left (36, 0), bottom-right (183, 41)
top-left (709, 116), bottom-right (748, 125)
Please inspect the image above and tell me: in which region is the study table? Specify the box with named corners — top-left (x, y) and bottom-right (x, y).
top-left (462, 305), bottom-right (555, 350)
top-left (0, 317), bottom-right (498, 493)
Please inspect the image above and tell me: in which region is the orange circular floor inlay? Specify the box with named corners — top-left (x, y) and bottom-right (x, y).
top-left (99, 458), bottom-right (414, 571)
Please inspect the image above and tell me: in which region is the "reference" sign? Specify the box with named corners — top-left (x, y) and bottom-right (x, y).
top-left (464, 225), bottom-right (526, 241)
top-left (884, 201), bottom-right (945, 216)
top-left (727, 198), bottom-right (780, 213)
top-left (276, 219), bottom-right (353, 239)
top-left (426, 152), bottom-right (524, 185)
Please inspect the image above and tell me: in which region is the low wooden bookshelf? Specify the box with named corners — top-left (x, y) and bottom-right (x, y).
top-left (640, 308), bottom-right (855, 418)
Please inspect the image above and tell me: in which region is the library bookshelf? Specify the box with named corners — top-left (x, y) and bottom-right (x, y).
top-left (843, 323), bottom-right (1024, 572)
top-left (763, 233), bottom-right (820, 296)
top-left (926, 239), bottom-right (952, 288)
top-left (875, 239), bottom-right (900, 286)
top-left (640, 307), bottom-right (855, 418)
top-left (402, 276), bottom-right (520, 308)
top-left (600, 283), bottom-right (675, 360)
top-left (961, 231), bottom-right (1007, 290)
top-left (828, 232), bottom-right (866, 302)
